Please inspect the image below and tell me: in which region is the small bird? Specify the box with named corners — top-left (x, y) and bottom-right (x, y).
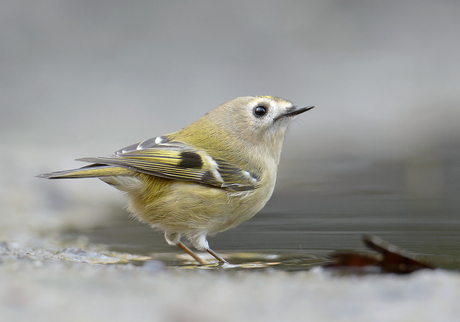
top-left (39, 96), bottom-right (314, 264)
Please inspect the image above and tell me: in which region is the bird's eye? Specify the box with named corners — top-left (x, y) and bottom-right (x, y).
top-left (253, 106), bottom-right (267, 117)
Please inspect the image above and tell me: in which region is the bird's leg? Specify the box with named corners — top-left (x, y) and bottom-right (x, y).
top-left (206, 248), bottom-right (228, 264)
top-left (188, 233), bottom-right (229, 264)
top-left (166, 231), bottom-right (207, 265)
top-left (177, 241), bottom-right (207, 265)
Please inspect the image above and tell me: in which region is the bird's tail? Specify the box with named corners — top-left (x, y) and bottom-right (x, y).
top-left (37, 164), bottom-right (134, 179)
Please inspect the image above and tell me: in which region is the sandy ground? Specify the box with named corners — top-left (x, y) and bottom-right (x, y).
top-left (1, 238), bottom-right (459, 322)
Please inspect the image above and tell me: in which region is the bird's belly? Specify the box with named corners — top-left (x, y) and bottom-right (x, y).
top-left (127, 179), bottom-right (274, 236)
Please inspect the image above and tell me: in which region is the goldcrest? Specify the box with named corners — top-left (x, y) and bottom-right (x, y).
top-left (39, 96), bottom-right (314, 264)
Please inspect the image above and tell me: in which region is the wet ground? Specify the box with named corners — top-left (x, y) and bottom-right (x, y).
top-left (1, 236), bottom-right (459, 322)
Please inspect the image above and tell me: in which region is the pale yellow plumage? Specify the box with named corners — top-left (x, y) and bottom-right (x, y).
top-left (39, 96), bottom-right (314, 264)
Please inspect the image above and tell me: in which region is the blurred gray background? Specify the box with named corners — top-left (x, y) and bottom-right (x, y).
top-left (1, 1), bottom-right (459, 256)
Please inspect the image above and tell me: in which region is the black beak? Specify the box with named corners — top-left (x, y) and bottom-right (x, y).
top-left (274, 105), bottom-right (315, 121)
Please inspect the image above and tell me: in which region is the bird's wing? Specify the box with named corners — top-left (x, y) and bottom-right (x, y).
top-left (77, 136), bottom-right (259, 191)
